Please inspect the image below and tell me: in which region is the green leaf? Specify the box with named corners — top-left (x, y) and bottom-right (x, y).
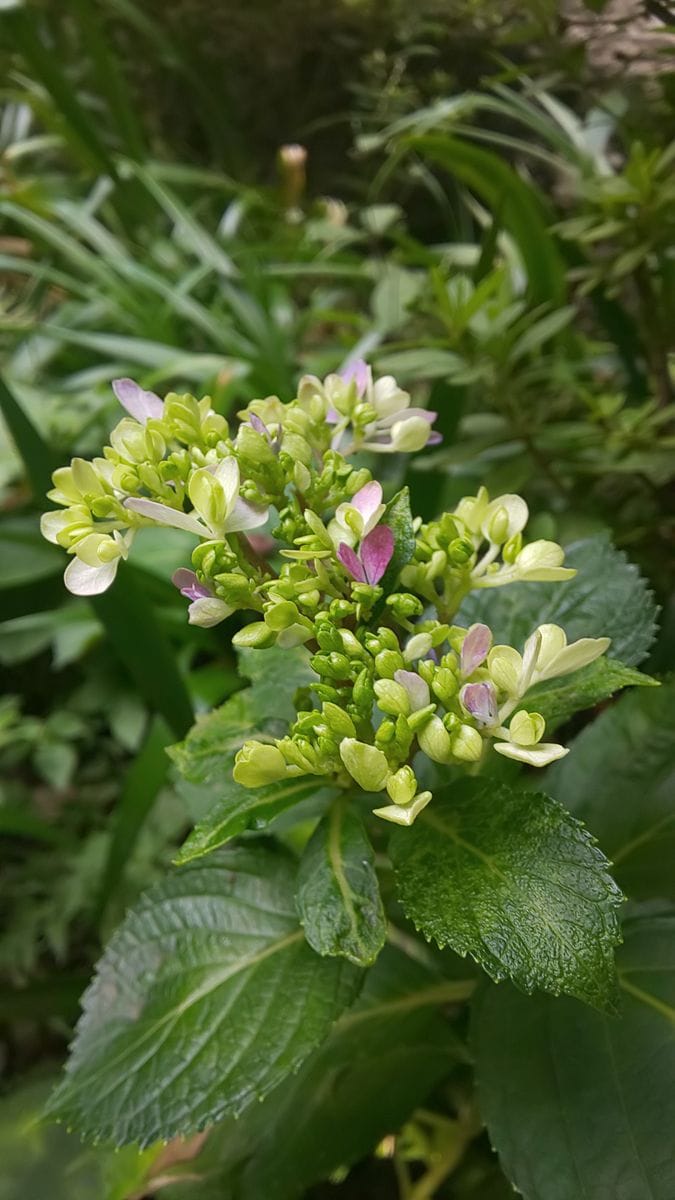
top-left (190, 946), bottom-right (470, 1200)
top-left (0, 516), bottom-right (61, 589)
top-left (296, 799), bottom-right (386, 967)
top-left (91, 564), bottom-right (193, 739)
top-left (545, 680), bottom-right (675, 900)
top-left (472, 910), bottom-right (675, 1200)
top-left (176, 775), bottom-right (337, 864)
top-left (460, 536), bottom-right (659, 666)
top-left (407, 134), bottom-right (566, 306)
top-left (518, 657), bottom-right (657, 731)
top-left (238, 643), bottom-right (316, 723)
top-left (390, 779), bottom-right (622, 1008)
top-left (168, 691), bottom-right (256, 785)
top-left (95, 716), bottom-right (173, 923)
top-left (47, 846), bottom-right (361, 1146)
top-left (0, 373), bottom-right (58, 499)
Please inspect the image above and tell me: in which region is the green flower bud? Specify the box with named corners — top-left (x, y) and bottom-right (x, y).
top-left (313, 683), bottom-right (340, 703)
top-left (417, 659), bottom-right (435, 685)
top-left (431, 667), bottom-right (458, 706)
top-left (487, 646), bottom-right (522, 695)
top-left (294, 461), bottom-right (312, 492)
top-left (406, 703), bottom-right (436, 733)
top-left (417, 715), bottom-right (452, 764)
top-left (233, 741), bottom-right (289, 787)
top-left (442, 712), bottom-right (460, 733)
top-left (322, 703), bottom-right (356, 739)
top-left (329, 598), bottom-right (355, 621)
top-left (237, 423), bottom-right (277, 465)
top-left (264, 599), bottom-right (301, 631)
top-left (339, 738), bottom-right (390, 791)
top-left (386, 765), bottom-right (417, 806)
top-left (451, 724), bottom-right (483, 762)
top-left (214, 572), bottom-right (254, 606)
top-left (502, 532), bottom-right (522, 564)
top-left (375, 649), bottom-right (405, 679)
top-left (374, 679), bottom-right (411, 717)
top-left (375, 719), bottom-right (396, 747)
top-left (352, 669), bottom-right (374, 711)
top-left (484, 505), bottom-right (509, 544)
top-left (232, 622), bottom-right (275, 648)
top-left (509, 710), bottom-right (546, 746)
top-left (447, 537), bottom-right (474, 566)
top-left (339, 629), bottom-right (367, 659)
top-left (386, 593), bottom-right (424, 620)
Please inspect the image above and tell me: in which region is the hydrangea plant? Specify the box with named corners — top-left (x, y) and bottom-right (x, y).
top-left (39, 362), bottom-right (662, 1187)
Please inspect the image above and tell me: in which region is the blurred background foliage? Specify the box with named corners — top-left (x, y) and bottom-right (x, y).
top-left (0, 1), bottom-right (674, 1196)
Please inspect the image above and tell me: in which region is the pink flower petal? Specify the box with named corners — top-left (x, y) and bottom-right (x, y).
top-left (337, 542), bottom-right (366, 583)
top-left (112, 378), bottom-right (163, 424)
top-left (394, 668), bottom-right (431, 711)
top-left (460, 681), bottom-right (498, 727)
top-left (360, 524), bottom-right (394, 585)
top-left (351, 480), bottom-right (383, 523)
top-left (172, 568), bottom-right (210, 601)
top-left (461, 623), bottom-right (492, 675)
top-left (340, 358), bottom-right (370, 398)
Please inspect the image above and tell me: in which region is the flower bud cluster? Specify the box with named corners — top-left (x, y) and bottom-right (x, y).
top-left (41, 361), bottom-right (608, 826)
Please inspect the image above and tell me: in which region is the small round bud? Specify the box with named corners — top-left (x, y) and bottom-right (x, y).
top-left (374, 679), bottom-right (411, 717)
top-left (432, 667), bottom-right (458, 706)
top-left (509, 710), bottom-right (546, 746)
top-left (451, 724), bottom-right (483, 762)
top-left (339, 738), bottom-right (390, 792)
top-left (386, 593), bottom-right (424, 620)
top-left (233, 742), bottom-right (289, 787)
top-left (417, 715), bottom-right (452, 764)
top-left (386, 766), bottom-right (417, 807)
top-left (232, 622), bottom-right (275, 648)
top-left (447, 536), bottom-right (474, 566)
top-left (375, 649), bottom-right (405, 679)
top-left (322, 702), bottom-right (356, 739)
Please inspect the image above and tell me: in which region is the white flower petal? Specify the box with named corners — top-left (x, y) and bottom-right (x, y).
top-left (213, 456), bottom-right (240, 513)
top-left (64, 556), bottom-right (119, 596)
top-left (493, 741), bottom-right (569, 767)
top-left (124, 497), bottom-right (206, 537)
top-left (223, 497), bottom-right (269, 533)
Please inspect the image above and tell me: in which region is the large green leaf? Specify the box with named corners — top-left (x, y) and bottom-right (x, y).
top-left (472, 910), bottom-right (675, 1200)
top-left (176, 775), bottom-right (337, 864)
top-left (47, 846), bottom-right (361, 1146)
top-left (295, 799), bottom-right (386, 967)
top-left (170, 646), bottom-right (319, 856)
top-left (390, 779), bottom-right (622, 1008)
top-left (407, 134), bottom-right (566, 305)
top-left (460, 536), bottom-right (658, 666)
top-left (177, 946), bottom-right (470, 1200)
top-left (545, 680), bottom-right (675, 900)
top-left (518, 657), bottom-right (657, 731)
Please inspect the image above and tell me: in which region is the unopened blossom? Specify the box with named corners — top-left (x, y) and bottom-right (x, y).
top-left (332, 359), bottom-right (441, 453)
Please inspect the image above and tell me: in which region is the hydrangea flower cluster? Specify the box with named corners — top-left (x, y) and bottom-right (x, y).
top-left (41, 362), bottom-right (610, 825)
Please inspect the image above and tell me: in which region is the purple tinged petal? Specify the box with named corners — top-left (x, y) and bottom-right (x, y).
top-left (351, 480), bottom-right (383, 522)
top-left (326, 407), bottom-right (340, 424)
top-left (337, 542), bottom-right (366, 583)
top-left (394, 668), bottom-right (430, 711)
top-left (340, 358), bottom-right (370, 398)
top-left (360, 524), bottom-right (394, 585)
top-left (461, 623), bottom-right (492, 675)
top-left (112, 378), bottom-right (163, 424)
top-left (460, 681), bottom-right (498, 727)
top-left (172, 568), bottom-right (210, 601)
top-left (426, 431), bottom-right (443, 446)
top-left (248, 413), bottom-right (269, 437)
